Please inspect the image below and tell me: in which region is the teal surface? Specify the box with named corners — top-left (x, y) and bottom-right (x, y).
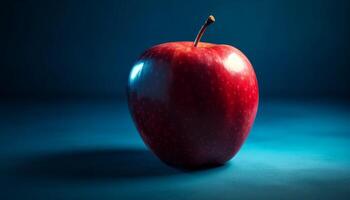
top-left (0, 100), bottom-right (349, 199)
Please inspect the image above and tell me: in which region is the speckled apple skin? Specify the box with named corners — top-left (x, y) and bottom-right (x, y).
top-left (127, 42), bottom-right (258, 169)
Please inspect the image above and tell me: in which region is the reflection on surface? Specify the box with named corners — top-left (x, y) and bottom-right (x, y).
top-left (224, 53), bottom-right (246, 73)
top-left (129, 62), bottom-right (144, 81)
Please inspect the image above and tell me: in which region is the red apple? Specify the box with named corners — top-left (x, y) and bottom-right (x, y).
top-left (127, 15), bottom-right (258, 169)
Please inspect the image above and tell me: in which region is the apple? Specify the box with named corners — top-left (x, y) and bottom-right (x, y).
top-left (127, 15), bottom-right (258, 169)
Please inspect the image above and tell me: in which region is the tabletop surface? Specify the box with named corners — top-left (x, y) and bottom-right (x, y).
top-left (0, 99), bottom-right (349, 200)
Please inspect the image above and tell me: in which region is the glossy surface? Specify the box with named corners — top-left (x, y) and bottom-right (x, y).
top-left (128, 42), bottom-right (258, 168)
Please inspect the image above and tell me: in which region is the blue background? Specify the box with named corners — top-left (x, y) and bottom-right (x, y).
top-left (1, 0), bottom-right (350, 99)
top-left (0, 0), bottom-right (350, 199)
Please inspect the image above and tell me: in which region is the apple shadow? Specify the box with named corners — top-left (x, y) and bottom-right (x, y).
top-left (14, 148), bottom-right (181, 181)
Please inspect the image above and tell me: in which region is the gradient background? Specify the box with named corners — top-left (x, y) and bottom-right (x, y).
top-left (0, 0), bottom-right (349, 199)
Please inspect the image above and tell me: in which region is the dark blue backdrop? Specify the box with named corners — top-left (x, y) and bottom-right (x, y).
top-left (1, 0), bottom-right (349, 99)
top-left (1, 1), bottom-right (350, 200)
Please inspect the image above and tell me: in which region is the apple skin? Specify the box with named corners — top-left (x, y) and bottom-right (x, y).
top-left (127, 41), bottom-right (258, 169)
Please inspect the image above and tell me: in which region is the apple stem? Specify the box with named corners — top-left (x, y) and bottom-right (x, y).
top-left (193, 15), bottom-right (215, 47)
